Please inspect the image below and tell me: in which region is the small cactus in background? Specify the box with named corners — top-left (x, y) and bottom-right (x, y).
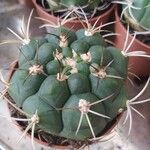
top-left (113, 0), bottom-right (150, 31)
top-left (39, 0), bottom-right (112, 18)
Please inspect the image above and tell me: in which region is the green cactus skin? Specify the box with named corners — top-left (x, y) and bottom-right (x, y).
top-left (60, 93), bottom-right (107, 140)
top-left (103, 86), bottom-right (127, 119)
top-left (19, 37), bottom-right (47, 66)
top-left (61, 0), bottom-right (89, 7)
top-left (123, 0), bottom-right (150, 31)
top-left (8, 26), bottom-right (128, 140)
top-left (46, 0), bottom-right (100, 11)
top-left (76, 29), bottom-right (106, 47)
top-left (45, 0), bottom-right (112, 14)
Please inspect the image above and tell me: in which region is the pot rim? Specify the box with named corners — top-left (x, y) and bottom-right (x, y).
top-left (115, 6), bottom-right (150, 50)
top-left (32, 0), bottom-right (116, 24)
top-left (8, 60), bottom-right (123, 149)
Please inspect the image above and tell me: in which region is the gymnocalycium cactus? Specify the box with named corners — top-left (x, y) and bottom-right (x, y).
top-left (113, 0), bottom-right (150, 31)
top-left (0, 9), bottom-right (150, 150)
top-left (41, 0), bottom-right (112, 18)
top-left (7, 11), bottom-right (129, 141)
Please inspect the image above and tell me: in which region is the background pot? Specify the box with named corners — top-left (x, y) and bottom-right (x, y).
top-left (32, 0), bottom-right (116, 31)
top-left (114, 7), bottom-right (150, 76)
top-left (8, 61), bottom-right (123, 150)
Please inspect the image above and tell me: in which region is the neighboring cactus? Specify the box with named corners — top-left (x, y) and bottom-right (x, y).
top-left (44, 0), bottom-right (102, 10)
top-left (8, 23), bottom-right (129, 140)
top-left (40, 0), bottom-right (112, 18)
top-left (113, 0), bottom-right (150, 31)
top-left (124, 0), bottom-right (150, 31)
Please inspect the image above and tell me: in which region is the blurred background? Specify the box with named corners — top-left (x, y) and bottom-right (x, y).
top-left (0, 0), bottom-right (149, 150)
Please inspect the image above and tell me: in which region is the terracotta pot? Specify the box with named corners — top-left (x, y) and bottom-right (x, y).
top-left (32, 0), bottom-right (116, 31)
top-left (114, 7), bottom-right (150, 76)
top-left (8, 61), bottom-right (123, 150)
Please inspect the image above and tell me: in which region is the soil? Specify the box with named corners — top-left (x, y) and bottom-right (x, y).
top-left (134, 76), bottom-right (150, 86)
top-left (6, 93), bottom-right (121, 149)
top-left (135, 34), bottom-right (150, 46)
top-left (36, 0), bottom-right (112, 19)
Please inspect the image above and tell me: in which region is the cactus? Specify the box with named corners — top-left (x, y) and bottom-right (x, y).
top-left (7, 22), bottom-right (129, 141)
top-left (126, 0), bottom-right (150, 31)
top-left (40, 0), bottom-right (112, 18)
top-left (45, 0), bottom-right (101, 10)
top-left (1, 9), bottom-right (150, 150)
top-left (113, 0), bottom-right (150, 31)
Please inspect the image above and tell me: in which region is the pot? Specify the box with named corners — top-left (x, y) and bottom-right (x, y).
top-left (32, 0), bottom-right (116, 31)
top-left (114, 7), bottom-right (150, 76)
top-left (8, 61), bottom-right (123, 150)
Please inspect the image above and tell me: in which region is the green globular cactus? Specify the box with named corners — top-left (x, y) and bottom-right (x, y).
top-left (8, 26), bottom-right (129, 141)
top-left (42, 0), bottom-right (112, 19)
top-left (122, 0), bottom-right (150, 31)
top-left (45, 0), bottom-right (99, 11)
